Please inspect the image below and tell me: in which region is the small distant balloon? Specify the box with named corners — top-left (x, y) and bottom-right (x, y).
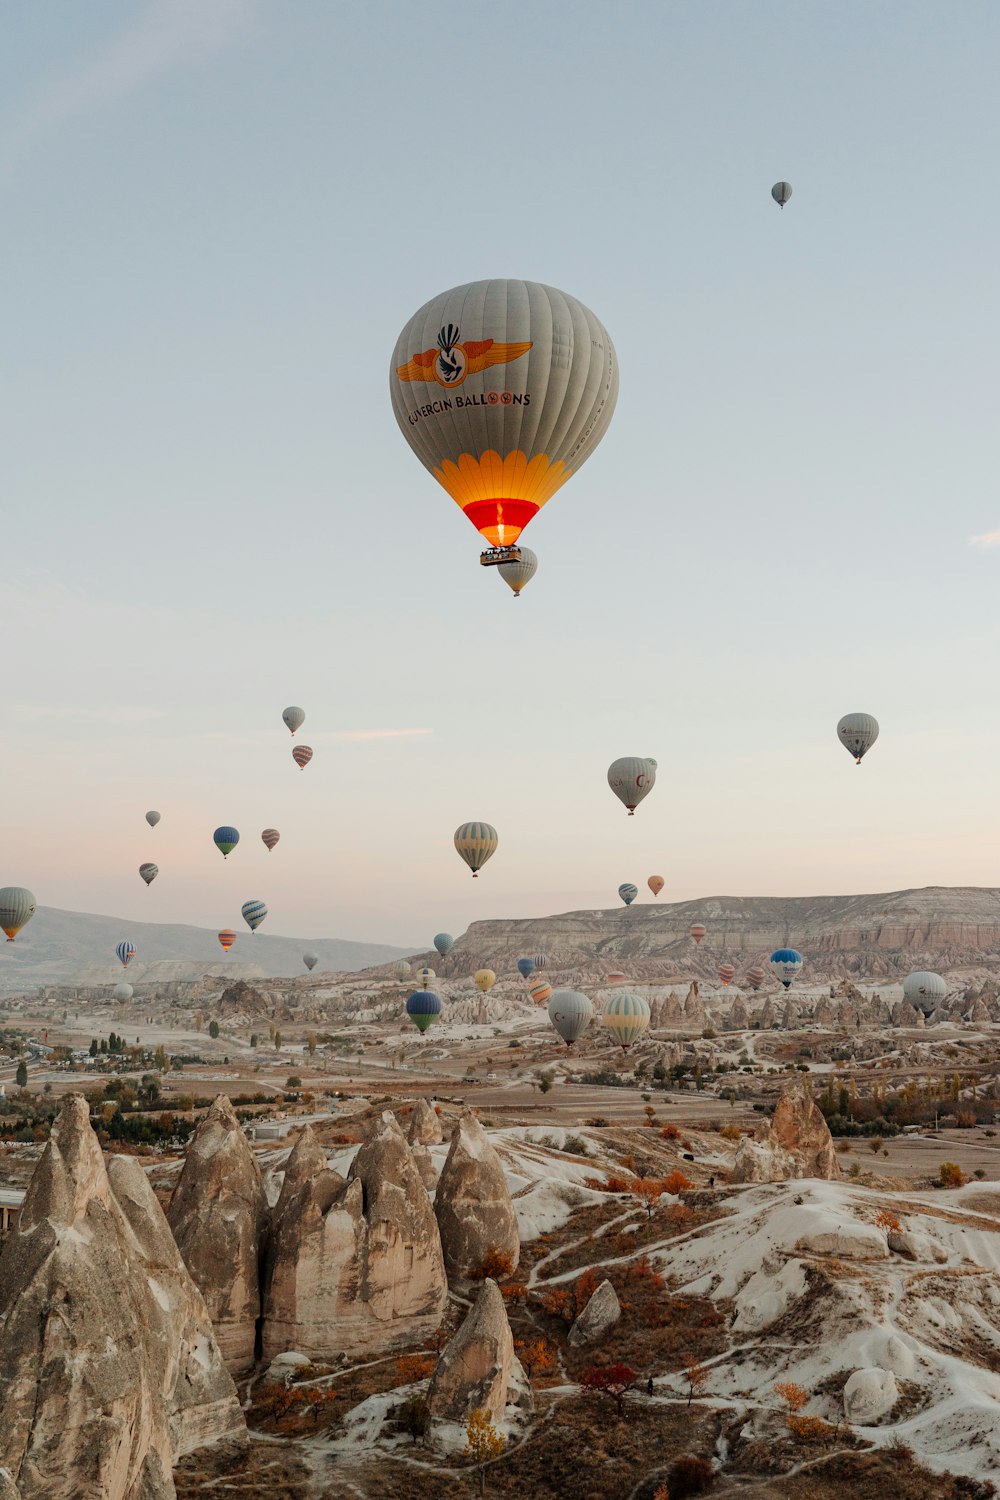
top-left (517, 957), bottom-right (536, 979)
top-left (601, 989), bottom-right (651, 1052)
top-left (528, 977), bottom-right (553, 1006)
top-left (218, 929), bottom-right (236, 953)
top-left (497, 546), bottom-right (537, 598)
top-left (689, 924), bottom-right (707, 945)
top-left (647, 876), bottom-right (664, 898)
top-left (261, 828), bottom-right (280, 851)
top-left (303, 951), bottom-right (318, 971)
top-left (434, 933), bottom-right (455, 956)
top-left (116, 940), bottom-right (135, 968)
top-left (282, 706), bottom-right (305, 735)
top-left (214, 826), bottom-right (240, 859)
top-left (475, 969), bottom-right (496, 994)
top-left (139, 863), bottom-right (158, 887)
top-left (548, 989), bottom-right (593, 1046)
top-left (454, 822), bottom-right (498, 878)
top-left (292, 745), bottom-right (313, 770)
top-left (618, 883), bottom-right (638, 907)
top-left (770, 948), bottom-right (803, 989)
top-left (114, 981), bottom-right (133, 1002)
top-left (241, 900), bottom-right (267, 933)
top-left (837, 713), bottom-right (879, 765)
top-left (417, 966), bottom-right (436, 988)
top-left (606, 971), bottom-right (627, 984)
top-left (718, 963), bottom-right (736, 988)
top-left (607, 756), bottom-right (656, 816)
top-left (406, 989), bottom-right (441, 1033)
top-left (771, 181), bottom-right (793, 208)
top-left (145, 810), bottom-right (160, 827)
top-left (531, 954), bottom-right (548, 970)
top-left (0, 888), bottom-right (36, 943)
top-left (745, 965), bottom-right (765, 991)
top-left (392, 959), bottom-right (412, 982)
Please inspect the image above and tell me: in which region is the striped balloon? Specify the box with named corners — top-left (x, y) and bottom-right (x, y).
top-left (393, 959), bottom-right (412, 982)
top-left (138, 863), bottom-right (158, 887)
top-left (548, 990), bottom-right (593, 1046)
top-left (406, 989), bottom-right (442, 1033)
top-left (607, 756), bottom-right (656, 815)
top-left (689, 924), bottom-right (707, 945)
top-left (145, 810), bottom-right (161, 827)
top-left (606, 971), bottom-right (627, 983)
top-left (241, 900), bottom-right (267, 933)
top-left (261, 828), bottom-right (280, 851)
top-left (213, 826), bottom-right (240, 858)
top-left (618, 883), bottom-right (638, 907)
top-left (745, 965), bottom-right (765, 990)
top-left (454, 822), bottom-right (498, 877)
top-left (282, 706), bottom-right (305, 734)
top-left (218, 929), bottom-right (236, 952)
top-left (116, 940), bottom-right (135, 968)
top-left (517, 957), bottom-right (536, 978)
top-left (647, 875), bottom-right (664, 897)
top-left (0, 888), bottom-right (36, 944)
top-left (601, 990), bottom-right (651, 1052)
top-left (718, 963), bottom-right (736, 987)
top-left (528, 977), bottom-right (553, 1006)
top-left (417, 966), bottom-right (436, 987)
top-left (292, 744), bottom-right (313, 769)
top-left (532, 954), bottom-right (548, 970)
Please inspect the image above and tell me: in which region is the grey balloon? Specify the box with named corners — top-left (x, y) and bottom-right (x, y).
top-left (497, 547), bottom-right (537, 598)
top-left (548, 989), bottom-right (594, 1046)
top-left (837, 713), bottom-right (879, 764)
top-left (903, 971), bottom-right (947, 1016)
top-left (282, 706), bottom-right (305, 735)
top-left (0, 887), bottom-right (36, 942)
top-left (138, 863), bottom-right (158, 887)
top-left (303, 951), bottom-right (318, 971)
top-left (114, 981), bottom-right (134, 1002)
top-left (772, 181), bottom-right (793, 207)
top-left (607, 756), bottom-right (657, 815)
top-left (145, 810), bottom-right (161, 827)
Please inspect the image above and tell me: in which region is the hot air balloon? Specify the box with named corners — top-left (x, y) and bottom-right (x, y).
top-left (454, 822), bottom-right (498, 877)
top-left (497, 547), bottom-right (537, 598)
top-left (608, 757), bottom-right (656, 816)
top-left (218, 929), bottom-right (236, 953)
top-left (213, 826), bottom-right (239, 859)
top-left (292, 745), bottom-right (313, 770)
top-left (116, 941), bottom-right (135, 968)
top-left (434, 933), bottom-right (455, 956)
top-left (282, 706), bottom-right (305, 734)
top-left (548, 989), bottom-right (593, 1046)
top-left (475, 969), bottom-right (496, 993)
top-left (261, 828), bottom-right (280, 851)
top-left (837, 713), bottom-right (880, 765)
top-left (241, 900), bottom-right (267, 933)
top-left (648, 876), bottom-right (664, 898)
top-left (770, 948), bottom-right (803, 989)
top-left (606, 971), bottom-right (627, 984)
top-left (417, 966), bottom-right (436, 988)
top-left (114, 981), bottom-right (133, 1002)
top-left (601, 990), bottom-right (651, 1053)
top-left (406, 989), bottom-right (441, 1033)
top-left (745, 965), bottom-right (765, 991)
top-left (531, 954), bottom-right (548, 970)
top-left (391, 280), bottom-right (618, 569)
top-left (0, 888), bottom-right (36, 943)
top-left (689, 924), bottom-right (707, 945)
top-left (145, 810), bottom-right (160, 827)
top-left (303, 951), bottom-right (318, 971)
top-left (903, 971), bottom-right (947, 1015)
top-left (718, 963), bottom-right (736, 987)
top-left (393, 959), bottom-right (412, 982)
top-left (139, 863), bottom-right (158, 887)
top-left (772, 181), bottom-right (793, 208)
top-left (529, 977), bottom-right (553, 1006)
top-left (517, 958), bottom-right (536, 979)
top-left (618, 883), bottom-right (638, 907)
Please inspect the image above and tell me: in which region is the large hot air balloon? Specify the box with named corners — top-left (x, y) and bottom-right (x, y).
top-left (689, 924), bottom-right (707, 945)
top-left (601, 989), bottom-right (651, 1053)
top-left (391, 280), bottom-right (618, 568)
top-left (903, 971), bottom-right (947, 1015)
top-left (145, 810), bottom-right (160, 827)
top-left (475, 969), bottom-right (496, 994)
top-left (608, 757), bottom-right (656, 816)
top-left (717, 963), bottom-right (736, 988)
top-left (114, 981), bottom-right (133, 1002)
top-left (548, 990), bottom-right (593, 1046)
top-left (528, 977), bottom-right (553, 1006)
top-left (454, 822), bottom-right (498, 877)
top-left (406, 989), bottom-right (441, 1033)
top-left (417, 966), bottom-right (436, 988)
top-left (139, 863), bottom-right (158, 887)
top-left (0, 888), bottom-right (36, 943)
top-left (218, 929), bottom-right (236, 953)
top-left (745, 965), bottom-right (765, 991)
top-left (292, 745), bottom-right (313, 770)
top-left (837, 713), bottom-right (879, 765)
top-left (213, 826), bottom-right (239, 859)
top-left (497, 547), bottom-right (537, 598)
top-left (770, 948), bottom-right (803, 989)
top-left (261, 828), bottom-right (280, 851)
top-left (434, 933), bottom-right (454, 956)
top-left (282, 706), bottom-right (305, 735)
top-left (116, 941), bottom-right (135, 968)
top-left (517, 957), bottom-right (536, 979)
top-left (618, 883), bottom-right (638, 907)
top-left (648, 876), bottom-right (664, 898)
top-left (393, 959), bottom-right (412, 982)
top-left (303, 951), bottom-right (318, 971)
top-left (772, 181), bottom-right (793, 208)
top-left (241, 900), bottom-right (267, 933)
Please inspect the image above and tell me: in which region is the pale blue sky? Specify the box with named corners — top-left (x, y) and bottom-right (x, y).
top-left (2, 1), bottom-right (999, 946)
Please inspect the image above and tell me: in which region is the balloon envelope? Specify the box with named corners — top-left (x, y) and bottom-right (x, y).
top-left (454, 822), bottom-right (498, 877)
top-left (531, 954), bottom-right (548, 970)
top-left (303, 951), bottom-right (318, 971)
top-left (0, 887), bottom-right (36, 943)
top-left (139, 863), bottom-right (158, 887)
top-left (689, 924), bottom-right (707, 945)
top-left (433, 933), bottom-right (455, 955)
top-left (417, 966), bottom-right (436, 987)
top-left (647, 876), bottom-right (664, 897)
top-left (837, 713), bottom-right (880, 765)
top-left (241, 900), bottom-right (267, 932)
top-left (517, 958), bottom-right (536, 978)
top-left (392, 959), bottom-right (412, 982)
top-left (608, 756), bottom-right (656, 816)
top-left (528, 977), bottom-right (553, 1006)
top-left (292, 745), bottom-right (313, 770)
top-left (606, 971), bottom-right (627, 984)
top-left (218, 929), bottom-right (236, 952)
top-left (116, 940), bottom-right (135, 968)
top-left (772, 180), bottom-right (793, 207)
top-left (113, 981), bottom-right (133, 1002)
top-left (475, 969), bottom-right (496, 993)
top-left (213, 826), bottom-right (239, 858)
top-left (718, 963), bottom-right (736, 986)
top-left (406, 989), bottom-right (441, 1032)
top-left (497, 547), bottom-right (537, 597)
top-left (261, 828), bottom-right (280, 851)
top-left (770, 948), bottom-right (803, 989)
top-left (548, 989), bottom-right (593, 1046)
top-left (391, 280), bottom-right (618, 551)
top-left (601, 990), bottom-right (651, 1051)
top-left (282, 706), bottom-right (305, 734)
top-left (903, 971), bottom-right (947, 1015)
top-left (618, 883), bottom-right (638, 907)
top-left (745, 965), bottom-right (765, 990)
top-left (145, 810), bottom-right (160, 827)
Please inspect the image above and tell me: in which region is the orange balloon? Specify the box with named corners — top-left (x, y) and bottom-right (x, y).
top-left (647, 876), bottom-right (664, 897)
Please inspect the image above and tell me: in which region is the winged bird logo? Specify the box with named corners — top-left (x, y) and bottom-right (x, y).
top-left (396, 324), bottom-right (532, 388)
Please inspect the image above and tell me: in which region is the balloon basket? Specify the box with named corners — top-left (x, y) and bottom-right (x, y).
top-left (480, 545), bottom-right (522, 567)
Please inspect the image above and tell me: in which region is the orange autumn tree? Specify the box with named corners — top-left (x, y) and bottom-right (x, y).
top-left (514, 1336), bottom-right (555, 1380)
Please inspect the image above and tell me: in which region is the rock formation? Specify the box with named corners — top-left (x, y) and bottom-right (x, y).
top-left (568, 1278), bottom-right (621, 1347)
top-left (427, 1278), bottom-right (531, 1436)
top-left (726, 996), bottom-right (750, 1030)
top-left (435, 1112), bottom-right (520, 1282)
top-left (732, 1087), bottom-right (841, 1184)
top-left (167, 1094), bottom-right (268, 1373)
top-left (407, 1098), bottom-right (443, 1146)
top-left (0, 1095), bottom-right (243, 1500)
top-left (215, 979), bottom-right (274, 1019)
top-left (843, 1367), bottom-right (898, 1424)
top-left (410, 1140), bottom-right (438, 1193)
top-left (263, 1111), bottom-right (447, 1362)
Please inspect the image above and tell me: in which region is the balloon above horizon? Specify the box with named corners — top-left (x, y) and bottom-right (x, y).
top-left (282, 706), bottom-right (305, 735)
top-left (145, 810), bottom-right (160, 827)
top-left (218, 929), bottom-right (236, 952)
top-left (648, 875), bottom-right (664, 897)
top-left (241, 900), bottom-right (267, 933)
top-left (454, 822), bottom-right (498, 878)
top-left (618, 883), bottom-right (638, 907)
top-left (837, 713), bottom-right (880, 765)
top-left (772, 180), bottom-right (793, 208)
top-left (261, 828), bottom-right (280, 852)
top-left (433, 933), bottom-right (454, 956)
top-left (292, 745), bottom-right (313, 770)
top-left (0, 888), bottom-right (36, 943)
top-left (139, 863), bottom-right (158, 887)
top-left (391, 279), bottom-right (619, 557)
top-left (497, 546), bottom-right (537, 598)
top-left (213, 826), bottom-right (239, 859)
top-left (608, 756), bottom-right (656, 816)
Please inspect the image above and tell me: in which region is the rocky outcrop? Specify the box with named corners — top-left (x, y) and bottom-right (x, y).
top-left (263, 1111), bottom-right (447, 1362)
top-left (427, 1278), bottom-right (531, 1436)
top-left (435, 1112), bottom-right (520, 1282)
top-left (843, 1367), bottom-right (897, 1423)
top-left (408, 1098), bottom-right (443, 1146)
top-left (0, 1095), bottom-right (243, 1500)
top-left (216, 980), bottom-right (273, 1018)
top-left (732, 1088), bottom-right (841, 1185)
top-left (410, 1140), bottom-right (438, 1193)
top-left (568, 1279), bottom-right (621, 1346)
top-left (726, 996), bottom-right (750, 1030)
top-left (167, 1094), bottom-right (268, 1373)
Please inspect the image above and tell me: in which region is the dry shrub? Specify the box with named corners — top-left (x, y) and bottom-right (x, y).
top-left (395, 1353), bottom-right (436, 1383)
top-left (501, 1282), bottom-right (528, 1303)
top-left (872, 1207), bottom-right (901, 1233)
top-left (667, 1452), bottom-right (715, 1495)
top-left (470, 1245), bottom-right (516, 1281)
top-left (663, 1169), bottom-right (692, 1195)
top-left (661, 1123), bottom-right (680, 1140)
top-left (940, 1161), bottom-right (966, 1188)
top-left (719, 1124), bottom-right (741, 1142)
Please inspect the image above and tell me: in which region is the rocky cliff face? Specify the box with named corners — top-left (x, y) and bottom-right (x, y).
top-left (427, 1278), bottom-right (531, 1439)
top-left (435, 1112), bottom-right (520, 1283)
top-left (733, 1087), bottom-right (841, 1184)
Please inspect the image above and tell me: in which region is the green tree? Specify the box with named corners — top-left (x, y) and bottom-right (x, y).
top-left (537, 1070), bottom-right (555, 1094)
top-left (89, 1038), bottom-right (98, 1058)
top-left (153, 1045), bottom-right (167, 1071)
top-left (15, 1060), bottom-right (27, 1088)
top-left (274, 1030), bottom-right (282, 1049)
top-left (208, 1020), bottom-right (220, 1040)
top-left (249, 1033), bottom-right (258, 1048)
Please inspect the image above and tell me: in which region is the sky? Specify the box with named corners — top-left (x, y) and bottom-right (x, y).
top-left (2, 0), bottom-right (1000, 947)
